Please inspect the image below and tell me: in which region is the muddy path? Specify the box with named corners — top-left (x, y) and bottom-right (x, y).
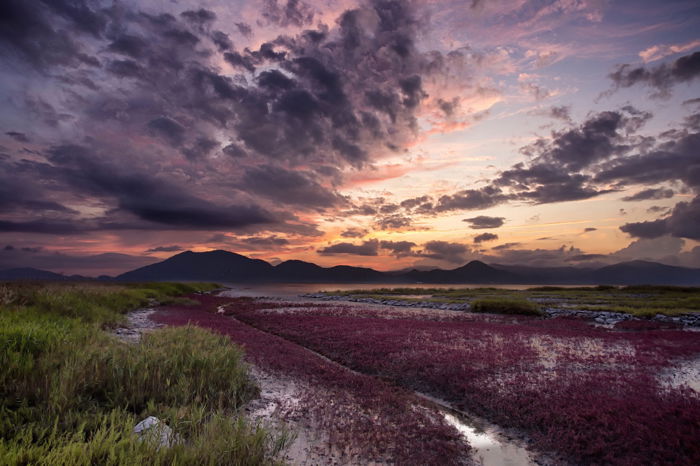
top-left (147, 296), bottom-right (475, 465)
top-left (217, 304), bottom-right (539, 466)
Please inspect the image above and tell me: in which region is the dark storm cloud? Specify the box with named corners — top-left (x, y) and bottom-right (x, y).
top-left (0, 219), bottom-right (85, 234)
top-left (389, 109), bottom-right (650, 214)
top-left (41, 144), bottom-right (278, 230)
top-left (211, 30), bottom-right (232, 51)
top-left (235, 22), bottom-right (252, 37)
top-left (0, 0), bottom-right (540, 240)
top-left (262, 0), bottom-right (315, 28)
top-left (473, 107), bottom-right (648, 205)
top-left (463, 216), bottom-right (505, 229)
top-left (594, 118), bottom-right (700, 190)
top-left (5, 131), bottom-right (29, 142)
top-left (107, 35), bottom-right (148, 59)
top-left (0, 162), bottom-right (76, 215)
top-left (375, 214), bottom-right (412, 230)
top-left (107, 59), bottom-right (142, 78)
top-left (400, 195), bottom-right (431, 210)
top-left (419, 241), bottom-right (472, 264)
top-left (548, 105), bottom-right (571, 121)
top-left (622, 188), bottom-right (674, 202)
top-left (436, 186), bottom-right (508, 212)
top-left (222, 143), bottom-right (248, 158)
top-left (379, 240), bottom-right (416, 257)
top-left (515, 108), bottom-right (648, 171)
top-left (0, 0), bottom-right (102, 69)
top-left (182, 137), bottom-right (219, 160)
top-left (180, 9), bottom-right (217, 29)
top-left (240, 165), bottom-right (342, 208)
top-left (647, 205), bottom-right (670, 214)
top-left (318, 239), bottom-right (379, 256)
top-left (609, 51), bottom-right (700, 96)
top-left (147, 117), bottom-right (186, 146)
top-left (619, 219), bottom-right (668, 239)
top-left (621, 196), bottom-right (700, 240)
top-left (146, 245), bottom-right (183, 253)
top-left (473, 232), bottom-right (498, 243)
top-left (240, 235), bottom-right (290, 247)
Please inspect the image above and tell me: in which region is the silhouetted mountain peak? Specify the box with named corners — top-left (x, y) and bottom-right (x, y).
top-left (110, 250), bottom-right (700, 285)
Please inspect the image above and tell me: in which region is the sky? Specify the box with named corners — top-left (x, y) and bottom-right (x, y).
top-left (0, 0), bottom-right (699, 276)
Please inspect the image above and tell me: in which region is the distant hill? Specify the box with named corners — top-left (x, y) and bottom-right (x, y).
top-left (593, 260), bottom-right (700, 286)
top-left (0, 267), bottom-right (72, 281)
top-left (68, 249), bottom-right (700, 286)
top-left (401, 260), bottom-right (522, 284)
top-left (117, 250), bottom-right (275, 282)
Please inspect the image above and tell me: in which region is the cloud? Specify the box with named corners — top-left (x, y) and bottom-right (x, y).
top-left (262, 0), bottom-right (315, 28)
top-left (566, 253), bottom-right (606, 262)
top-left (240, 235), bottom-right (290, 247)
top-left (473, 232), bottom-right (498, 243)
top-left (530, 105), bottom-right (571, 122)
top-left (620, 219), bottom-right (669, 239)
top-left (240, 165), bottom-right (342, 209)
top-left (611, 236), bottom-right (685, 263)
top-left (5, 131), bottom-right (29, 142)
top-left (147, 117), bottom-right (186, 146)
top-left (37, 144), bottom-right (279, 230)
top-left (488, 245), bottom-right (585, 267)
top-left (436, 186), bottom-right (508, 212)
top-left (419, 241), bottom-right (472, 264)
top-left (609, 51), bottom-right (700, 97)
top-left (1, 0), bottom-right (476, 242)
top-left (340, 227), bottom-right (368, 238)
top-left (491, 242), bottom-right (520, 251)
top-left (145, 245), bottom-right (183, 253)
top-left (622, 188), bottom-right (674, 202)
top-left (639, 39), bottom-right (700, 63)
top-left (375, 214), bottom-right (413, 230)
top-left (661, 197), bottom-right (700, 240)
top-left (318, 239), bottom-right (379, 256)
top-left (463, 215), bottom-right (506, 229)
top-left (379, 240), bottom-right (416, 257)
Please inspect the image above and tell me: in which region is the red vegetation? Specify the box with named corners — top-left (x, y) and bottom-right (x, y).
top-left (151, 295), bottom-right (470, 465)
top-left (221, 298), bottom-right (700, 465)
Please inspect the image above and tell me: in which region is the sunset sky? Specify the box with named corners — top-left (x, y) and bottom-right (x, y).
top-left (1, 0), bottom-right (699, 276)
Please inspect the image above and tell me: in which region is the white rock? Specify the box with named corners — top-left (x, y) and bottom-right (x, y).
top-left (133, 416), bottom-right (177, 448)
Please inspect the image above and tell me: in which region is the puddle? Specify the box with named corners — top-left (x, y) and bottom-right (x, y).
top-left (662, 357), bottom-right (700, 393)
top-left (444, 413), bottom-right (534, 465)
top-left (414, 392), bottom-right (535, 465)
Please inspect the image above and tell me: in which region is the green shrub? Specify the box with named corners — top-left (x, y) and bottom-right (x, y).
top-left (0, 282), bottom-right (286, 465)
top-left (470, 298), bottom-right (542, 316)
top-left (0, 409), bottom-right (288, 466)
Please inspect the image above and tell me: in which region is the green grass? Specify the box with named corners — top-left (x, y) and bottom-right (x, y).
top-left (470, 298), bottom-right (543, 316)
top-left (321, 285), bottom-right (700, 317)
top-left (0, 282), bottom-right (288, 465)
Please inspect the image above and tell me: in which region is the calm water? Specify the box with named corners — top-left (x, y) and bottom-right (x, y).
top-left (219, 282), bottom-right (594, 298)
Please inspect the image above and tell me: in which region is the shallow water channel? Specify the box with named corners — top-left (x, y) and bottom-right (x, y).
top-left (415, 392), bottom-right (535, 466)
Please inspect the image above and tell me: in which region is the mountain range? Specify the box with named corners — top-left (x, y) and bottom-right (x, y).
top-left (4, 249), bottom-right (695, 285)
top-left (1, 250), bottom-right (699, 285)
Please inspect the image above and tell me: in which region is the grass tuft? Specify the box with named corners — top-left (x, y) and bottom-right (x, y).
top-left (0, 282), bottom-right (285, 465)
top-left (470, 298), bottom-right (542, 316)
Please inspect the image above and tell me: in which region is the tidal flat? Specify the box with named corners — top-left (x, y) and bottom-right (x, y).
top-left (156, 286), bottom-right (699, 465)
top-left (4, 282), bottom-right (699, 465)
